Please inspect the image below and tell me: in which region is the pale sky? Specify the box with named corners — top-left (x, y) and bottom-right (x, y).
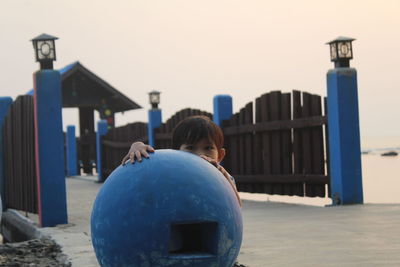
top-left (1, 0), bottom-right (400, 141)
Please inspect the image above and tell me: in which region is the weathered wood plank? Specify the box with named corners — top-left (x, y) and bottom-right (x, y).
top-left (244, 102), bottom-right (253, 192)
top-left (269, 91), bottom-right (283, 195)
top-left (309, 94), bottom-right (326, 197)
top-left (238, 108), bottom-right (246, 176)
top-left (302, 92), bottom-right (312, 175)
top-left (260, 93), bottom-right (272, 194)
top-left (253, 97), bottom-right (263, 193)
top-left (281, 93), bottom-right (293, 195)
top-left (292, 90), bottom-right (305, 196)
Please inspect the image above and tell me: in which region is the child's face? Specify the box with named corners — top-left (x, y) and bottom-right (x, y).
top-left (179, 138), bottom-right (225, 162)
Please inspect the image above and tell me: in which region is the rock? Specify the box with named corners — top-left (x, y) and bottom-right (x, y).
top-left (381, 151), bottom-right (398, 157)
top-left (233, 262), bottom-right (249, 267)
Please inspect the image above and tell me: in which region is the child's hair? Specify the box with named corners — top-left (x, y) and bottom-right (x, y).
top-left (171, 115), bottom-right (224, 150)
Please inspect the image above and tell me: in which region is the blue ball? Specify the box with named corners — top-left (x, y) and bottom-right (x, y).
top-left (91, 149), bottom-right (243, 267)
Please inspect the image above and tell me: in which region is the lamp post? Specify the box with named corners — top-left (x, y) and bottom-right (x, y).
top-left (326, 36), bottom-right (355, 68)
top-left (149, 90), bottom-right (161, 109)
top-left (147, 91), bottom-right (162, 147)
top-left (31, 33), bottom-right (58, 70)
top-left (31, 33), bottom-right (68, 226)
top-left (326, 36), bottom-right (363, 205)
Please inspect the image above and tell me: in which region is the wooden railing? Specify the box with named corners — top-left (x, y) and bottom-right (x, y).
top-left (99, 91), bottom-right (330, 199)
top-left (2, 95), bottom-right (38, 213)
top-left (222, 90), bottom-right (329, 197)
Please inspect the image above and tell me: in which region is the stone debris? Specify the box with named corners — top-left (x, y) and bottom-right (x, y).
top-left (0, 238), bottom-right (70, 267)
top-left (0, 236), bottom-right (246, 267)
top-left (0, 237), bottom-right (247, 267)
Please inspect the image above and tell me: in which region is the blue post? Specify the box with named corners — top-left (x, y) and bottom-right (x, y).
top-left (147, 109), bottom-right (162, 147)
top-left (96, 120), bottom-right (108, 182)
top-left (34, 70), bottom-right (68, 226)
top-left (66, 125), bottom-right (78, 176)
top-left (327, 67), bottom-right (363, 205)
top-left (0, 97), bottom-right (12, 210)
top-left (213, 95), bottom-right (233, 127)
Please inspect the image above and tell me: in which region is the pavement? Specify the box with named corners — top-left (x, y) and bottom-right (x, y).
top-left (39, 176), bottom-right (400, 267)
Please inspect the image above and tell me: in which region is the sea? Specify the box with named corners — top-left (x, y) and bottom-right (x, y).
top-left (240, 136), bottom-right (400, 206)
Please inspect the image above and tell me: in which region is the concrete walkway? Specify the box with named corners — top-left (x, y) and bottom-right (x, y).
top-left (40, 176), bottom-right (100, 267)
top-left (240, 201), bottom-right (400, 266)
top-left (42, 176), bottom-right (400, 267)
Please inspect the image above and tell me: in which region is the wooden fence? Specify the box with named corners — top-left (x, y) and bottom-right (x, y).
top-left (2, 95), bottom-right (38, 213)
top-left (222, 90), bottom-right (329, 197)
top-left (101, 122), bottom-right (148, 178)
top-left (99, 91), bottom-right (329, 198)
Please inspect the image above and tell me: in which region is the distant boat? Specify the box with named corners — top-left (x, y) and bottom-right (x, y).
top-left (381, 151), bottom-right (398, 157)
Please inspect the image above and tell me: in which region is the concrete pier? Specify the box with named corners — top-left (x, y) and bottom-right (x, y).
top-left (35, 176), bottom-right (400, 266)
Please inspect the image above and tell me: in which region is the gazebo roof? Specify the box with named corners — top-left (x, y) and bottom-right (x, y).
top-left (27, 61), bottom-right (141, 113)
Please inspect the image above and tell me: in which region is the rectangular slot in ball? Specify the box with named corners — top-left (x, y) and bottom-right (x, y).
top-left (169, 221), bottom-right (218, 257)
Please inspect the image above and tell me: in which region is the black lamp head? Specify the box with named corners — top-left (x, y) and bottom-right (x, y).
top-left (149, 90), bottom-right (161, 109)
top-left (326, 36), bottom-right (355, 68)
top-left (31, 33), bottom-right (59, 70)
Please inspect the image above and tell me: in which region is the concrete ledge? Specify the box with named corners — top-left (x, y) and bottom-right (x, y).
top-left (1, 209), bottom-right (46, 242)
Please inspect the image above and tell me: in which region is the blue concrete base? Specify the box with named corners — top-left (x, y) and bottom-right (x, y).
top-left (34, 70), bottom-right (68, 226)
top-left (148, 109), bottom-right (162, 147)
top-left (213, 95), bottom-right (233, 127)
top-left (66, 125), bottom-right (78, 176)
top-left (327, 68), bottom-right (363, 205)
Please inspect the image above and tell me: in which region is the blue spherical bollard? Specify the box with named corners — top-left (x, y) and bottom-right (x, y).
top-left (91, 149), bottom-right (243, 267)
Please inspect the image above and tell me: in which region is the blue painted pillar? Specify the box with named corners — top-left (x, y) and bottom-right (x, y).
top-left (0, 97), bottom-right (13, 210)
top-left (96, 120), bottom-right (108, 182)
top-left (66, 125), bottom-right (78, 176)
top-left (327, 67), bottom-right (363, 205)
top-left (213, 95), bottom-right (233, 127)
top-left (34, 70), bottom-right (68, 226)
top-left (147, 109), bottom-right (162, 147)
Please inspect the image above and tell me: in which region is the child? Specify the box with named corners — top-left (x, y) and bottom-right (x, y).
top-left (121, 115), bottom-right (241, 207)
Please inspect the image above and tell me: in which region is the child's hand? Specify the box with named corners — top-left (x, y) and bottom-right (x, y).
top-left (121, 142), bottom-right (155, 165)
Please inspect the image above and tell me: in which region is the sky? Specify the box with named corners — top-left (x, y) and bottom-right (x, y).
top-left (1, 0), bottom-right (400, 141)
